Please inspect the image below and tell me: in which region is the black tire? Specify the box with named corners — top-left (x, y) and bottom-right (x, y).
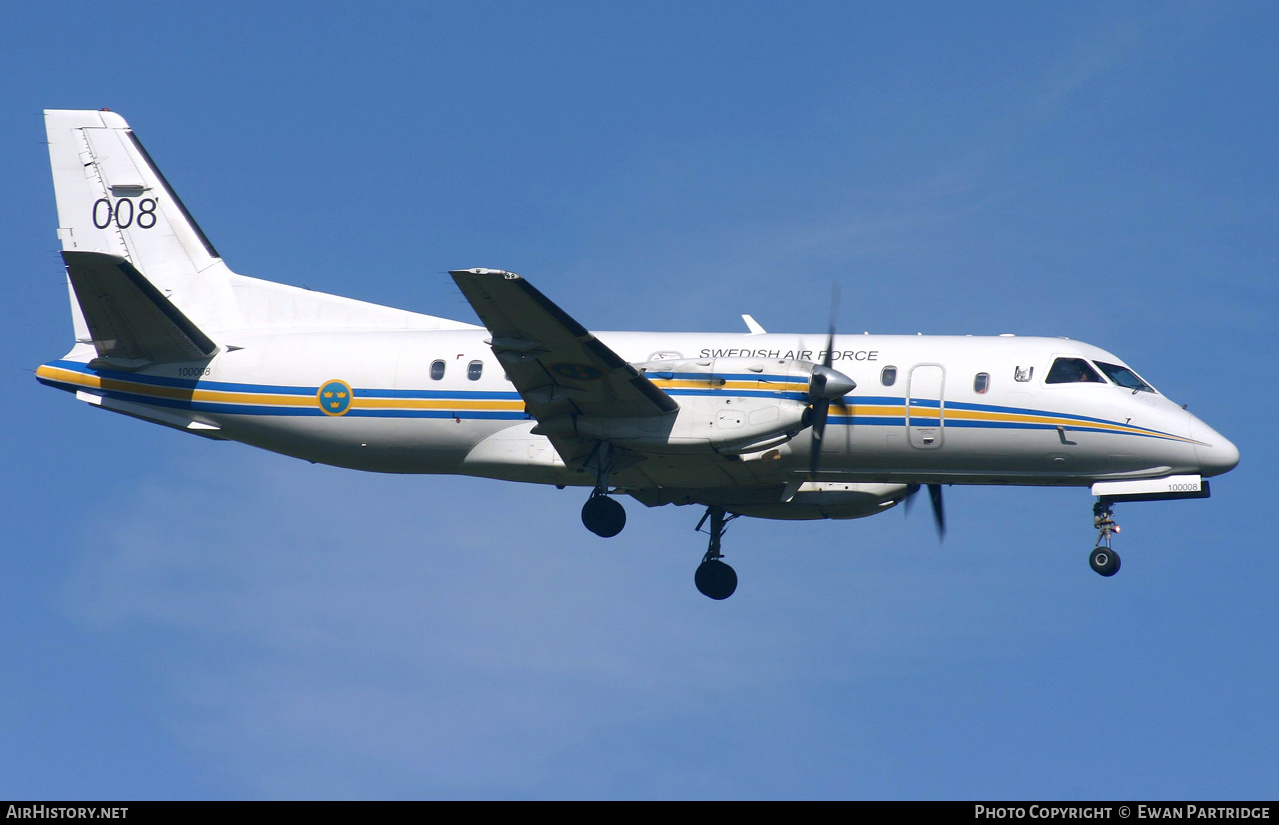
top-left (695, 560), bottom-right (738, 600)
top-left (581, 495), bottom-right (626, 538)
top-left (1089, 546), bottom-right (1121, 577)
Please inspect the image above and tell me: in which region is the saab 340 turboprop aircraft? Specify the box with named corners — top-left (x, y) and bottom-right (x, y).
top-left (36, 109), bottom-right (1240, 600)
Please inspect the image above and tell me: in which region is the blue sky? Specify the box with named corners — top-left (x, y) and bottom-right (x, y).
top-left (3, 1), bottom-right (1276, 800)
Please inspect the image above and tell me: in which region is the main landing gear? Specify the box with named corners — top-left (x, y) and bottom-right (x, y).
top-left (1090, 500), bottom-right (1121, 577)
top-left (581, 443), bottom-right (626, 538)
top-left (582, 493), bottom-right (625, 538)
top-left (694, 506), bottom-right (740, 600)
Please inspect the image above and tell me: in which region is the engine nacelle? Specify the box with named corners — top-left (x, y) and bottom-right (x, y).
top-left (532, 357), bottom-right (831, 455)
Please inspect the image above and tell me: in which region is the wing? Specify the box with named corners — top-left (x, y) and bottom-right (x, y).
top-left (450, 268), bottom-right (677, 467)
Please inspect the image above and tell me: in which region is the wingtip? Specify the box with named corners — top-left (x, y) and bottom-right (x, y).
top-left (449, 268), bottom-right (519, 279)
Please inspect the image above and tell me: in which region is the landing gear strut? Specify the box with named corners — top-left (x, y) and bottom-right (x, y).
top-left (1090, 500), bottom-right (1121, 577)
top-left (581, 443), bottom-right (626, 538)
top-left (694, 506), bottom-right (739, 600)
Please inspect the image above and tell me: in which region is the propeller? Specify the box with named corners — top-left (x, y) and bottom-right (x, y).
top-left (904, 483), bottom-right (946, 541)
top-left (808, 284), bottom-right (856, 478)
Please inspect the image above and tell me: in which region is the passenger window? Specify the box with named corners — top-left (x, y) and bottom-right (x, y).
top-left (430, 360), bottom-right (445, 380)
top-left (974, 373), bottom-right (989, 394)
top-left (1046, 358), bottom-right (1105, 384)
top-left (467, 360), bottom-right (483, 381)
top-left (881, 366), bottom-right (897, 387)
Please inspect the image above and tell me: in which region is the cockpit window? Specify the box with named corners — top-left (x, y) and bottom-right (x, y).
top-left (1094, 361), bottom-right (1154, 392)
top-left (1046, 357), bottom-right (1105, 384)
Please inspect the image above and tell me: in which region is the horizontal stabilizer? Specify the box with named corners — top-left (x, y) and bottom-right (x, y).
top-left (63, 250), bottom-right (217, 369)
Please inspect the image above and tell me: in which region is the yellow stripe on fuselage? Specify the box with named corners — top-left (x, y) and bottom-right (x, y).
top-left (37, 365), bottom-right (526, 413)
top-left (649, 378), bottom-right (810, 394)
top-left (832, 401), bottom-right (1193, 442)
top-left (38, 365), bottom-right (308, 407)
top-left (37, 363), bottom-right (1191, 442)
top-left (355, 398), bottom-right (524, 411)
top-left (942, 408), bottom-right (1189, 440)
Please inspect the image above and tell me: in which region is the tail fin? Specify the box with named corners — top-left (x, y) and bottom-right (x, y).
top-left (45, 108), bottom-right (243, 334)
top-left (45, 109), bottom-right (222, 269)
top-left (45, 109), bottom-right (479, 337)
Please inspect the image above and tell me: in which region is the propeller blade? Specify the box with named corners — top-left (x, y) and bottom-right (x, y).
top-left (809, 398), bottom-right (830, 477)
top-left (823, 283), bottom-right (841, 368)
top-left (928, 483), bottom-right (946, 539)
top-left (809, 281), bottom-right (846, 479)
top-left (810, 366), bottom-right (828, 399)
top-left (902, 483), bottom-right (946, 541)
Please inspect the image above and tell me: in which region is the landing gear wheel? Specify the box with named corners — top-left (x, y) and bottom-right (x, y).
top-left (1089, 546), bottom-right (1121, 577)
top-left (694, 506), bottom-right (740, 600)
top-left (582, 495), bottom-right (626, 538)
top-left (695, 559), bottom-right (738, 600)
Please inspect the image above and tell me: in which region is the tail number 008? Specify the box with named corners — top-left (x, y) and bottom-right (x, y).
top-left (92, 197), bottom-right (159, 230)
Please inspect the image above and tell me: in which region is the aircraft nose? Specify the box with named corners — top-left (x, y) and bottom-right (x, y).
top-left (1190, 414), bottom-right (1240, 477)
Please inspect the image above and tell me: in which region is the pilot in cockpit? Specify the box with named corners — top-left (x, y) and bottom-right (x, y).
top-left (1047, 357), bottom-right (1105, 384)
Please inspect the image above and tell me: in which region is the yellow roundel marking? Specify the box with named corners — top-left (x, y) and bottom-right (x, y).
top-left (318, 379), bottom-right (354, 416)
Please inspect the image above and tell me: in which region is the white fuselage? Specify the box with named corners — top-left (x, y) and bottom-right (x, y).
top-left (34, 107), bottom-right (1241, 568)
top-left (37, 327), bottom-right (1237, 501)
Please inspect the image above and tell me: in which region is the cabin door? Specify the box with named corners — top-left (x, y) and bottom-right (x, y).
top-left (907, 364), bottom-right (945, 449)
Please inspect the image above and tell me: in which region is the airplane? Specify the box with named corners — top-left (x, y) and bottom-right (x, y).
top-left (35, 109), bottom-right (1240, 600)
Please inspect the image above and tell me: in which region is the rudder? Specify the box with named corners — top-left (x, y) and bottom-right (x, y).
top-left (45, 109), bottom-right (243, 334)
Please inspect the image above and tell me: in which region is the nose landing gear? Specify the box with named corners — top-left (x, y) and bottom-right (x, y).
top-left (694, 506), bottom-right (740, 600)
top-left (1090, 500), bottom-right (1121, 577)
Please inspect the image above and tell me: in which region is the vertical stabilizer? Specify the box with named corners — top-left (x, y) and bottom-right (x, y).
top-left (44, 109), bottom-right (481, 338)
top-left (45, 108), bottom-right (241, 333)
